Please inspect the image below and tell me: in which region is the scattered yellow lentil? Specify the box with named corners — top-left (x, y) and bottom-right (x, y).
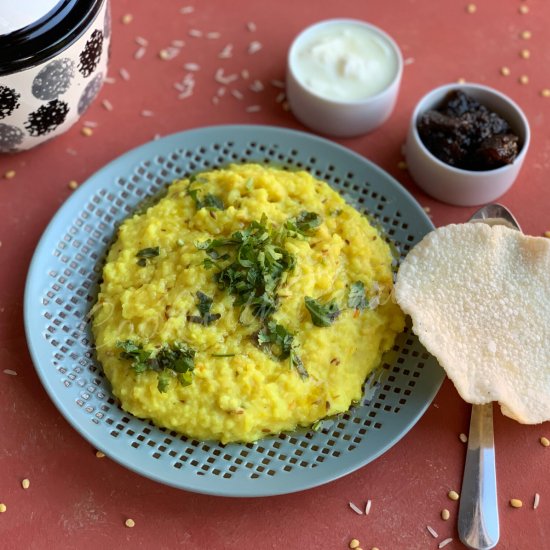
top-left (349, 540), bottom-right (360, 550)
top-left (541, 89), bottom-right (550, 98)
top-left (397, 161), bottom-right (408, 170)
top-left (68, 180), bottom-right (79, 190)
top-left (441, 508), bottom-right (451, 521)
top-left (423, 206), bottom-right (431, 213)
top-left (520, 49), bottom-right (531, 59)
top-left (510, 498), bottom-right (523, 508)
top-left (0, 503), bottom-right (6, 513)
top-left (21, 479), bottom-right (30, 490)
top-left (500, 66), bottom-right (511, 76)
top-left (95, 450), bottom-right (106, 458)
top-left (125, 518), bottom-right (135, 528)
top-left (121, 14), bottom-right (133, 24)
top-left (158, 49), bottom-right (171, 60)
top-left (519, 75), bottom-right (529, 85)
top-left (520, 30), bottom-right (532, 40)
top-left (81, 126), bottom-right (94, 137)
top-left (371, 548), bottom-right (380, 550)
top-left (448, 490), bottom-right (460, 501)
top-left (466, 3), bottom-right (477, 13)
top-left (4, 170), bottom-right (16, 179)
top-left (540, 436), bottom-right (550, 447)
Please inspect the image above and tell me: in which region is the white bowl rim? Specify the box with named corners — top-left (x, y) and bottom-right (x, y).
top-left (287, 18), bottom-right (403, 106)
top-left (409, 82), bottom-right (531, 177)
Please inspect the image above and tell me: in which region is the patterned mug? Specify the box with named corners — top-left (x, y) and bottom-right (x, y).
top-left (0, 0), bottom-right (110, 153)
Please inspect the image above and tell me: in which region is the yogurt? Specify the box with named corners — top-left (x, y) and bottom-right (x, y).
top-left (291, 22), bottom-right (399, 102)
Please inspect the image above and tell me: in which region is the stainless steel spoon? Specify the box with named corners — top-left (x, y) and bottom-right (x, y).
top-left (457, 204), bottom-right (522, 550)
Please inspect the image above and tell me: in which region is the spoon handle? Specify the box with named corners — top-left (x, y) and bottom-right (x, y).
top-left (458, 403), bottom-right (500, 549)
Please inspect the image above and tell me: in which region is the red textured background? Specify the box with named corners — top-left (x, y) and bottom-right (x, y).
top-left (1, 1), bottom-right (549, 549)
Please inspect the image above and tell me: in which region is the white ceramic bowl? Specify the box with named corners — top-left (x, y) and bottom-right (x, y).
top-left (286, 19), bottom-right (403, 137)
top-left (404, 83), bottom-right (530, 206)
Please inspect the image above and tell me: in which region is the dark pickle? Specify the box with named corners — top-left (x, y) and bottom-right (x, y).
top-left (417, 90), bottom-right (520, 171)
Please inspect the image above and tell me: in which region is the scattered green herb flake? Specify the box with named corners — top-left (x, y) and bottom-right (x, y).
top-left (304, 296), bottom-right (341, 327)
top-left (348, 281), bottom-right (367, 312)
top-left (187, 181), bottom-right (224, 212)
top-left (211, 353), bottom-right (236, 358)
top-left (285, 211), bottom-right (322, 238)
top-left (245, 177), bottom-right (254, 191)
top-left (116, 340), bottom-right (196, 392)
top-left (187, 291), bottom-right (221, 325)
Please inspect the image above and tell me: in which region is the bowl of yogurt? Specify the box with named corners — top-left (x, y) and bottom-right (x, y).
top-left (286, 19), bottom-right (403, 137)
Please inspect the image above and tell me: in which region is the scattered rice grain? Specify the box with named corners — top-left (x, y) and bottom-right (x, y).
top-left (249, 80), bottom-right (264, 92)
top-left (246, 105), bottom-right (261, 113)
top-left (231, 90), bottom-right (244, 100)
top-left (534, 493), bottom-right (540, 509)
top-left (441, 508), bottom-right (450, 521)
top-left (348, 501), bottom-right (363, 515)
top-left (119, 68), bottom-right (130, 81)
top-left (81, 127), bottom-right (93, 137)
top-left (83, 120), bottom-right (98, 128)
top-left (457, 77), bottom-right (466, 84)
top-left (214, 68), bottom-right (238, 85)
top-left (217, 86), bottom-right (226, 97)
top-left (207, 32), bottom-right (221, 39)
top-left (241, 69), bottom-right (250, 80)
top-left (141, 110), bottom-right (154, 117)
top-left (448, 490), bottom-right (460, 501)
top-left (540, 436), bottom-right (550, 446)
top-left (423, 206), bottom-right (431, 213)
top-left (365, 499), bottom-right (372, 515)
top-left (520, 30), bottom-right (532, 40)
top-left (500, 66), bottom-right (511, 76)
top-left (397, 161), bottom-right (408, 170)
top-left (218, 44), bottom-right (233, 59)
top-left (3, 369), bottom-right (17, 376)
top-left (404, 57), bottom-right (415, 65)
top-left (177, 73), bottom-right (196, 99)
top-left (4, 170), bottom-right (16, 179)
top-left (102, 99), bottom-right (113, 111)
top-left (275, 92), bottom-right (286, 103)
top-left (171, 39), bottom-right (185, 48)
top-left (121, 14), bottom-right (133, 25)
top-left (247, 22), bottom-right (257, 32)
top-left (66, 148), bottom-right (77, 156)
top-left (134, 46), bottom-right (146, 60)
top-left (184, 62), bottom-right (200, 72)
top-left (466, 3), bottom-right (477, 14)
top-left (135, 36), bottom-right (148, 47)
top-left (459, 433), bottom-right (468, 443)
top-left (0, 504), bottom-right (6, 513)
top-left (519, 74), bottom-right (529, 85)
top-left (125, 518), bottom-right (135, 528)
top-left (104, 76), bottom-right (116, 84)
top-left (510, 498), bottom-right (523, 508)
top-left (212, 96), bottom-right (220, 105)
top-left (179, 6), bottom-right (194, 14)
top-left (188, 29), bottom-right (203, 38)
top-left (270, 79), bottom-right (285, 89)
top-left (427, 525), bottom-right (439, 538)
top-left (519, 5), bottom-right (529, 14)
top-left (159, 47), bottom-right (179, 60)
top-left (281, 101), bottom-right (290, 111)
top-left (248, 40), bottom-right (262, 54)
top-left (439, 539), bottom-right (453, 549)
top-left (68, 180), bottom-right (79, 190)
top-left (21, 479), bottom-right (30, 490)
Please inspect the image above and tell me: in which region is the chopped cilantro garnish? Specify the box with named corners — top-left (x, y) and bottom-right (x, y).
top-left (286, 211), bottom-right (322, 236)
top-left (116, 340), bottom-right (196, 393)
top-left (304, 296), bottom-right (341, 327)
top-left (255, 321), bottom-right (307, 379)
top-left (135, 246), bottom-right (160, 267)
top-left (187, 177), bottom-right (224, 211)
top-left (187, 291), bottom-right (221, 325)
top-left (348, 281), bottom-right (367, 312)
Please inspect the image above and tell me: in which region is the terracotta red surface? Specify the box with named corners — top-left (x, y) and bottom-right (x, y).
top-left (1, 1), bottom-right (549, 549)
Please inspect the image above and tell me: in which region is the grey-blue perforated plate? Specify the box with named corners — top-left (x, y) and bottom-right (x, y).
top-left (24, 125), bottom-right (444, 497)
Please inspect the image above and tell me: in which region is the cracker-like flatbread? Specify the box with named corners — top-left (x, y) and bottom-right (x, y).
top-left (394, 223), bottom-right (550, 424)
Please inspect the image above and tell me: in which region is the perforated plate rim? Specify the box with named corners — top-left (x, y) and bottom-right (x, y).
top-left (24, 125), bottom-right (444, 497)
